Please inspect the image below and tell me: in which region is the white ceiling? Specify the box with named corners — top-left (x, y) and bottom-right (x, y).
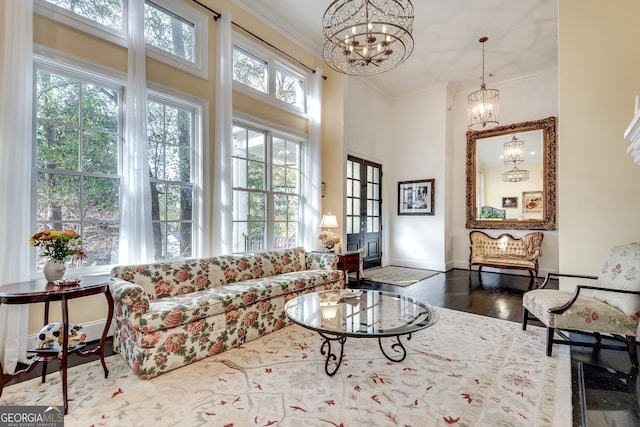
top-left (233, 0), bottom-right (558, 98)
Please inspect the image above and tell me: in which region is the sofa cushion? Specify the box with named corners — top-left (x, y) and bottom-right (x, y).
top-left (136, 269), bottom-right (343, 333)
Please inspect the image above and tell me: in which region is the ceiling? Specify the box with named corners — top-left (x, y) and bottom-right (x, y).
top-left (233, 0), bottom-right (558, 99)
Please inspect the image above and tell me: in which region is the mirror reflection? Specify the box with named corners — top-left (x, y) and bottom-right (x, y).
top-left (465, 117), bottom-right (556, 230)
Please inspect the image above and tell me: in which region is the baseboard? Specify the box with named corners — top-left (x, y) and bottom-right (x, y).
top-left (27, 319), bottom-right (115, 349)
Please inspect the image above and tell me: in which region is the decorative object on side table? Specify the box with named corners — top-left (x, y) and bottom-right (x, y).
top-left (30, 228), bottom-right (85, 283)
top-left (319, 213), bottom-right (341, 252)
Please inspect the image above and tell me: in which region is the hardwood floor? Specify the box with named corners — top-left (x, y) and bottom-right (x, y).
top-left (8, 268), bottom-right (639, 426)
top-left (357, 268), bottom-right (640, 427)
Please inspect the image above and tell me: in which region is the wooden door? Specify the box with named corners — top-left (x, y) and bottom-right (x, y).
top-left (345, 156), bottom-right (382, 268)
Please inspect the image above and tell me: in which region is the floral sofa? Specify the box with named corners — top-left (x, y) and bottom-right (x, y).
top-left (110, 247), bottom-right (344, 379)
top-left (469, 230), bottom-right (544, 280)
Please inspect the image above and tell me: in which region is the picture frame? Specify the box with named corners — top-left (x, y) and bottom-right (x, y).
top-left (398, 179), bottom-right (435, 215)
top-left (522, 191), bottom-right (543, 213)
top-left (502, 197), bottom-right (518, 208)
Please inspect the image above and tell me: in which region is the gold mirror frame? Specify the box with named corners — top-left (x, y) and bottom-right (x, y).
top-left (465, 116), bottom-right (557, 230)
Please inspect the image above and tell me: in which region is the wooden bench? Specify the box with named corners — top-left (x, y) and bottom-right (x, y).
top-left (469, 231), bottom-right (544, 280)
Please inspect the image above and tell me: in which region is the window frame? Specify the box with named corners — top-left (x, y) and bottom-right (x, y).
top-left (232, 35), bottom-right (308, 117)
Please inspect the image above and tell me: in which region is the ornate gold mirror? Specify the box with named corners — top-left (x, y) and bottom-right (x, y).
top-left (465, 117), bottom-right (557, 230)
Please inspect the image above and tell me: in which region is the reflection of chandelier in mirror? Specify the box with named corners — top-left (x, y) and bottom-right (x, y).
top-left (502, 135), bottom-right (529, 182)
top-left (503, 135), bottom-right (524, 164)
top-left (322, 0), bottom-right (415, 76)
top-left (468, 37), bottom-right (500, 130)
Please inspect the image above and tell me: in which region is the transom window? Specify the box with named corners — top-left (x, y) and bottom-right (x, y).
top-left (232, 39), bottom-right (307, 114)
top-left (35, 0), bottom-right (208, 77)
top-left (232, 123), bottom-right (301, 252)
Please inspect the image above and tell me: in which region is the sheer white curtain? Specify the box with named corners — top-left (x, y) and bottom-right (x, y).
top-left (302, 68), bottom-right (323, 251)
top-left (0, 0), bottom-right (33, 374)
top-left (213, 10), bottom-right (233, 256)
top-left (477, 171), bottom-right (485, 215)
top-left (119, 0), bottom-right (154, 264)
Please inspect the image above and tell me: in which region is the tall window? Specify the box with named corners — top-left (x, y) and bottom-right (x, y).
top-left (40, 0), bottom-right (124, 31)
top-left (34, 65), bottom-right (122, 268)
top-left (232, 123), bottom-right (301, 252)
top-left (147, 96), bottom-right (195, 260)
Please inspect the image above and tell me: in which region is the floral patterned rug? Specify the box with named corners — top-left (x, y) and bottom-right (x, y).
top-left (0, 308), bottom-right (571, 426)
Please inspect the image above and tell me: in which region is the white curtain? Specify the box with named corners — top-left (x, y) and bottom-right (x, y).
top-left (302, 68), bottom-right (323, 251)
top-left (119, 0), bottom-right (154, 264)
top-left (0, 0), bottom-right (33, 374)
top-left (213, 10), bottom-right (233, 255)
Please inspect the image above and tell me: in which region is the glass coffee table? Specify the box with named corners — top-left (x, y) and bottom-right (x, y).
top-left (284, 289), bottom-right (438, 375)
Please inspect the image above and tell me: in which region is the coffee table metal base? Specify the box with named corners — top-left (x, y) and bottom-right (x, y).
top-left (318, 332), bottom-right (411, 376)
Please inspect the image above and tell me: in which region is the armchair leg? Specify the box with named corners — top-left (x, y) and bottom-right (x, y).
top-left (546, 327), bottom-right (555, 356)
top-left (627, 336), bottom-right (639, 368)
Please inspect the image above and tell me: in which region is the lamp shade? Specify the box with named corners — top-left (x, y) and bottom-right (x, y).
top-left (320, 214), bottom-right (339, 229)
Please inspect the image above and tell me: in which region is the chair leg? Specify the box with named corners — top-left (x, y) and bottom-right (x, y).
top-left (627, 336), bottom-right (639, 368)
top-left (522, 308), bottom-right (529, 331)
top-left (546, 327), bottom-right (555, 356)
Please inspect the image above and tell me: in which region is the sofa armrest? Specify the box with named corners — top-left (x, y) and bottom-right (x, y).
top-left (110, 278), bottom-right (150, 330)
top-left (306, 252), bottom-right (339, 270)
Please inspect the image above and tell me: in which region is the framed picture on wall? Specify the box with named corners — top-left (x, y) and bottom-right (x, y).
top-left (502, 197), bottom-right (518, 208)
top-left (523, 191), bottom-right (543, 213)
top-left (398, 179), bottom-right (435, 215)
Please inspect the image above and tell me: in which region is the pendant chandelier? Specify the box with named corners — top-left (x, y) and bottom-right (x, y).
top-left (502, 135), bottom-right (529, 182)
top-left (322, 0), bottom-right (415, 76)
top-left (468, 37), bottom-right (500, 130)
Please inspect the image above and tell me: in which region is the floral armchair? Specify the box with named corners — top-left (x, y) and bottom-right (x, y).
top-left (522, 242), bottom-right (640, 367)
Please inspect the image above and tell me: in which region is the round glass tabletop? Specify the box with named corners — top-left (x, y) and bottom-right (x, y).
top-left (284, 289), bottom-right (438, 337)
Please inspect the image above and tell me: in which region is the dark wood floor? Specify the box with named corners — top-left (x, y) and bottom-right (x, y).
top-left (8, 268), bottom-right (640, 426)
top-left (358, 269), bottom-right (640, 427)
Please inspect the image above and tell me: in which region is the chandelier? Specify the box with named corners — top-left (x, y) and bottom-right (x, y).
top-left (468, 37), bottom-right (500, 130)
top-left (322, 0), bottom-right (415, 76)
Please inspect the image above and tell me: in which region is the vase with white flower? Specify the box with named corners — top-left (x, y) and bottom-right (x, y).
top-left (30, 229), bottom-right (86, 282)
top-left (319, 230), bottom-right (341, 252)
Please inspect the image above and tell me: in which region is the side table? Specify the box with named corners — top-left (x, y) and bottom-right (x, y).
top-left (337, 252), bottom-right (361, 288)
top-left (0, 275), bottom-right (115, 414)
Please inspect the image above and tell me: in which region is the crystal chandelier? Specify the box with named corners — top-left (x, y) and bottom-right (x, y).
top-left (322, 0), bottom-right (415, 76)
top-left (468, 37), bottom-right (500, 130)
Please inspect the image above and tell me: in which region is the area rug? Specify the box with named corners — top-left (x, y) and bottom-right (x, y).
top-left (361, 265), bottom-right (440, 286)
top-left (0, 308), bottom-right (571, 427)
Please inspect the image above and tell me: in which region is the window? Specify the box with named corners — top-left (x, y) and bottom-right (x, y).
top-left (233, 46), bottom-right (268, 94)
top-left (35, 0), bottom-right (208, 77)
top-left (147, 95), bottom-right (196, 260)
top-left (232, 38), bottom-right (307, 114)
top-left (39, 0), bottom-right (124, 31)
top-left (34, 64), bottom-right (122, 268)
top-left (232, 123), bottom-right (301, 252)
top-left (143, 0), bottom-right (208, 77)
top-left (145, 1), bottom-right (195, 63)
